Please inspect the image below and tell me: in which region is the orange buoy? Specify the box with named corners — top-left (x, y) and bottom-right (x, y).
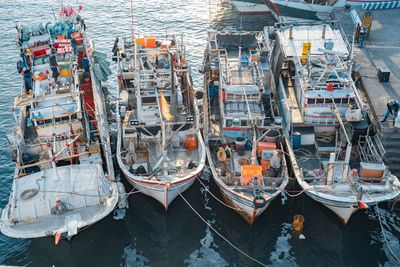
top-left (33, 71), bottom-right (47, 81)
top-left (71, 32), bottom-right (83, 44)
top-left (292, 214), bottom-right (305, 232)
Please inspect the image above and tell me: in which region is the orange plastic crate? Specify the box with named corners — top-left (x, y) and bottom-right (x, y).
top-left (145, 37), bottom-right (157, 48)
top-left (241, 165), bottom-right (262, 186)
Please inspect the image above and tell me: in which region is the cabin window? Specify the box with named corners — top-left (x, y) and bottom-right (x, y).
top-left (142, 97), bottom-right (157, 104)
top-left (307, 98), bottom-right (316, 104)
top-left (225, 119), bottom-right (232, 127)
top-left (325, 98), bottom-right (333, 104)
top-left (241, 120), bottom-right (247, 126)
top-left (342, 98), bottom-right (349, 104)
top-left (349, 98), bottom-right (356, 105)
top-left (232, 118), bottom-right (240, 126)
top-left (316, 99), bottom-right (324, 104)
top-left (334, 98), bottom-right (341, 104)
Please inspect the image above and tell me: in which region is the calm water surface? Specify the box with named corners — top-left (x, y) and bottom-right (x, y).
top-left (0, 1), bottom-right (399, 266)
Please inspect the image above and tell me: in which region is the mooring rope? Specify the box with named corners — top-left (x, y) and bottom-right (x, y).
top-left (373, 202), bottom-right (400, 264)
top-left (363, 190), bottom-right (400, 264)
top-left (196, 176), bottom-right (246, 213)
top-left (284, 188), bottom-right (305, 198)
top-left (174, 184), bottom-right (268, 267)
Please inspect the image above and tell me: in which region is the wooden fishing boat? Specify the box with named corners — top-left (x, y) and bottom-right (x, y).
top-left (0, 6), bottom-right (124, 239)
top-left (202, 30), bottom-right (289, 224)
top-left (270, 21), bottom-right (400, 223)
top-left (114, 34), bottom-right (206, 209)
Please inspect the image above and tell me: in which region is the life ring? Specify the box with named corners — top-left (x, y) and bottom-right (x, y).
top-left (217, 147), bottom-right (226, 162)
top-left (253, 195), bottom-right (267, 209)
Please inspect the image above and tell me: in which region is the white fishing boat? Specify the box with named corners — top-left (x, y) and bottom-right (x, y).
top-left (202, 31), bottom-right (289, 224)
top-left (270, 21), bottom-right (400, 223)
top-left (115, 35), bottom-right (206, 209)
top-left (1, 6), bottom-right (123, 239)
top-left (264, 0), bottom-right (342, 21)
top-left (230, 0), bottom-right (270, 14)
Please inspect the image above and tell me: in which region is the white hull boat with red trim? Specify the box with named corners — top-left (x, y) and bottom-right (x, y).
top-left (115, 34), bottom-right (206, 209)
top-left (269, 21), bottom-right (400, 224)
top-left (202, 31), bottom-right (289, 224)
top-left (1, 7), bottom-right (123, 239)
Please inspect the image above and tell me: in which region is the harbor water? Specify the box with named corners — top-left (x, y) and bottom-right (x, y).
top-left (0, 0), bottom-right (399, 266)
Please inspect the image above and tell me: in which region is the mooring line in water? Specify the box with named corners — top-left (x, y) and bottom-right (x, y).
top-left (374, 202), bottom-right (400, 264)
top-left (175, 186), bottom-right (268, 267)
top-left (363, 190), bottom-right (400, 264)
top-left (196, 176), bottom-right (246, 213)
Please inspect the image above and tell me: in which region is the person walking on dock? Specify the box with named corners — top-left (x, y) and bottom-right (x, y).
top-left (381, 99), bottom-right (400, 126)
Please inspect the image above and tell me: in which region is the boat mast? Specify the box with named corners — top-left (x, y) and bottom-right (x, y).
top-left (332, 103), bottom-right (352, 182)
top-left (130, 0), bottom-right (136, 69)
top-left (154, 86), bottom-right (168, 176)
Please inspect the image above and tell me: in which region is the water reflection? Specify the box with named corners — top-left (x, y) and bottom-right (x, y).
top-left (269, 223), bottom-right (298, 267)
top-left (121, 245), bottom-right (150, 267)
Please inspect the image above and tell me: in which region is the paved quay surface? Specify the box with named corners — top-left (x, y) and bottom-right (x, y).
top-left (335, 8), bottom-right (400, 120)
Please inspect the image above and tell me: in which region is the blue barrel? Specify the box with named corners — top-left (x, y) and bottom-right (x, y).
top-left (292, 132), bottom-right (301, 149)
top-left (235, 137), bottom-right (246, 156)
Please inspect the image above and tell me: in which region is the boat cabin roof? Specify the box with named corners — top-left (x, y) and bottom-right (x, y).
top-left (224, 85), bottom-right (260, 95)
top-left (277, 24), bottom-right (349, 58)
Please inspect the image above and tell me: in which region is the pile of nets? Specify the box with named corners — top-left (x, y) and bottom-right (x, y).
top-left (20, 23), bottom-right (47, 42)
top-left (20, 21), bottom-right (75, 43)
top-left (46, 22), bottom-right (74, 39)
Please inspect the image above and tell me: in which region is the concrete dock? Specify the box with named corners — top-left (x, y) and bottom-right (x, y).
top-left (335, 8), bottom-right (400, 120)
top-left (335, 8), bottom-right (400, 176)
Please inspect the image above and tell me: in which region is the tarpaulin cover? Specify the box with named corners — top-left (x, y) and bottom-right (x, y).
top-left (92, 51), bottom-right (112, 82)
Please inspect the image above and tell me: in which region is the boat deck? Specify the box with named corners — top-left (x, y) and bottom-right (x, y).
top-left (3, 163), bottom-right (115, 238)
top-left (283, 77), bottom-right (304, 124)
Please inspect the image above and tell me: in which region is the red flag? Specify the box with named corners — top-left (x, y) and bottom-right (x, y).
top-left (78, 5), bottom-right (83, 12)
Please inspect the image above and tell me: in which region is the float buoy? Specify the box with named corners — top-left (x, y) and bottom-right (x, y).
top-left (253, 195), bottom-right (267, 209)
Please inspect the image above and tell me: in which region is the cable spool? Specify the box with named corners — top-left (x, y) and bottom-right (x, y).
top-left (20, 188), bottom-right (39, 200)
top-left (217, 147), bottom-right (227, 162)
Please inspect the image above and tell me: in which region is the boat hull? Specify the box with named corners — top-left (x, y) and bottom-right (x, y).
top-left (122, 170), bottom-right (198, 210)
top-left (265, 0), bottom-right (333, 21)
top-left (231, 0), bottom-right (270, 14)
top-left (305, 188), bottom-right (400, 224)
top-left (305, 191), bottom-right (359, 224)
top-left (117, 131), bottom-right (206, 210)
top-left (205, 144), bottom-right (284, 225)
top-left (217, 180), bottom-right (272, 225)
top-left (0, 182), bottom-right (119, 239)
